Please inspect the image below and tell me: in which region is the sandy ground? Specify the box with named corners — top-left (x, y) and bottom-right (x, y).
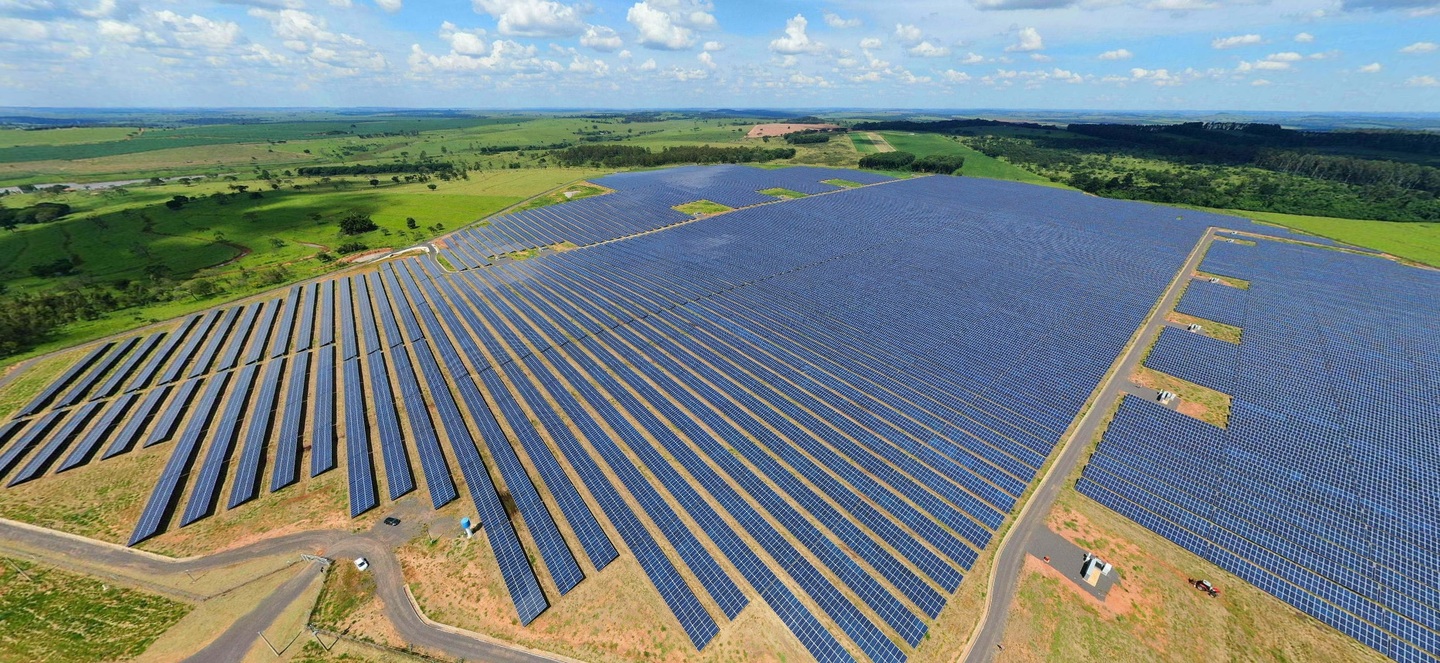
top-left (745, 123), bottom-right (843, 138)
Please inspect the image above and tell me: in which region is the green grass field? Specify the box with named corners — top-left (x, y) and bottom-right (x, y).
top-left (759, 187), bottom-right (806, 199)
top-left (673, 200), bottom-right (732, 215)
top-left (1216, 209), bottom-right (1440, 268)
top-left (850, 133), bottom-right (881, 154)
top-left (0, 556), bottom-right (191, 662)
top-left (880, 132), bottom-right (1061, 186)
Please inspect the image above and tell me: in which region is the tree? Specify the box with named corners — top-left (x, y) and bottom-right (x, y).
top-left (369, 179), bottom-right (381, 187)
top-left (338, 211), bottom-right (378, 235)
top-left (405, 217), bottom-right (418, 230)
top-left (427, 183), bottom-right (438, 190)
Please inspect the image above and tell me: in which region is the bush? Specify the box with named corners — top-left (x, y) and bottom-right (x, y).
top-left (28, 257), bottom-right (76, 278)
top-left (859, 151), bottom-right (917, 170)
top-left (912, 154), bottom-right (965, 174)
top-left (786, 132), bottom-right (832, 144)
top-left (336, 242), bottom-right (368, 254)
top-left (337, 212), bottom-right (377, 235)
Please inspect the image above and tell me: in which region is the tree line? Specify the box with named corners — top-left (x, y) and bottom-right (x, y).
top-left (295, 162), bottom-right (458, 176)
top-left (0, 202), bottom-right (72, 230)
top-left (858, 152), bottom-right (966, 174)
top-left (549, 145), bottom-right (797, 168)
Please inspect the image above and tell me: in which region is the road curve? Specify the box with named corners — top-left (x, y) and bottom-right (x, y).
top-left (0, 518), bottom-right (567, 663)
top-left (961, 228), bottom-right (1217, 661)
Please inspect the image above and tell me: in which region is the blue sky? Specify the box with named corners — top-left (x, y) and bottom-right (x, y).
top-left (0, 0), bottom-right (1435, 110)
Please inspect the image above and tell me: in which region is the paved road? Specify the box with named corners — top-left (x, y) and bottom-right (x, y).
top-left (962, 228), bottom-right (1216, 661)
top-left (0, 518), bottom-right (567, 663)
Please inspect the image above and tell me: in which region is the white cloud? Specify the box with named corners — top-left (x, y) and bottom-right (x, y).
top-left (1294, 32), bottom-right (1314, 43)
top-left (250, 9), bottom-right (336, 43)
top-left (473, 0), bottom-right (587, 38)
top-left (1145, 0), bottom-right (1217, 11)
top-left (375, 0), bottom-right (402, 12)
top-left (1212, 34), bottom-right (1261, 49)
top-left (823, 12), bottom-right (860, 28)
top-left (894, 23), bottom-right (922, 46)
top-left (638, 57), bottom-right (656, 70)
top-left (440, 22), bottom-right (488, 55)
top-left (580, 24), bottom-right (622, 51)
top-left (942, 69), bottom-right (971, 82)
top-left (859, 37), bottom-right (882, 50)
top-left (78, 0), bottom-right (117, 18)
top-left (96, 19), bottom-right (142, 44)
top-left (959, 52), bottom-right (986, 65)
top-left (1265, 51), bottom-right (1303, 62)
top-left (1130, 67), bottom-right (1180, 85)
top-left (1005, 27), bottom-right (1043, 52)
top-left (1357, 62), bottom-right (1382, 73)
top-left (703, 40), bottom-right (723, 51)
top-left (628, 0), bottom-right (716, 50)
top-left (1407, 75), bottom-right (1438, 87)
top-left (770, 14), bottom-right (824, 54)
top-left (0, 18), bottom-right (49, 42)
top-left (1399, 42), bottom-right (1437, 54)
top-left (154, 11), bottom-right (242, 50)
top-left (789, 72), bottom-right (831, 87)
top-left (1030, 52), bottom-right (1051, 61)
top-left (697, 50), bottom-right (715, 68)
top-left (1251, 78), bottom-right (1272, 86)
top-left (908, 40), bottom-right (950, 57)
top-left (329, 0), bottom-right (354, 6)
top-left (1098, 48), bottom-right (1132, 60)
top-left (408, 38), bottom-right (542, 72)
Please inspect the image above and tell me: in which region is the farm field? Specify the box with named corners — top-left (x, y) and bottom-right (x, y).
top-left (879, 132), bottom-right (1059, 186)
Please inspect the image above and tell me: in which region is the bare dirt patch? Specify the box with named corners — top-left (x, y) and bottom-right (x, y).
top-left (745, 123), bottom-right (843, 138)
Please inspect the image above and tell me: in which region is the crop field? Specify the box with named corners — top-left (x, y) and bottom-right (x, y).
top-left (2, 159), bottom-right (1436, 663)
top-left (0, 555), bottom-right (191, 662)
top-left (880, 132), bottom-right (1058, 186)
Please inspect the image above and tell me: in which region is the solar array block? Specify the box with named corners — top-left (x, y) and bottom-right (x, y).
top-left (182, 364), bottom-right (259, 526)
top-left (338, 278), bottom-right (359, 361)
top-left (188, 306), bottom-right (241, 378)
top-left (129, 371), bottom-right (231, 546)
top-left (270, 285), bottom-right (301, 359)
top-left (60, 393), bottom-right (137, 472)
top-left (319, 279), bottom-right (336, 347)
top-left (0, 411), bottom-right (68, 482)
top-left (245, 299), bottom-right (282, 365)
top-left (229, 358), bottom-right (286, 508)
top-left (143, 377), bottom-right (202, 448)
top-left (295, 283), bottom-right (318, 352)
top-left (93, 333), bottom-right (164, 401)
top-left (216, 302), bottom-right (261, 372)
top-left (9, 401), bottom-right (104, 486)
top-left (342, 356), bottom-right (378, 516)
top-left (385, 346), bottom-right (456, 509)
top-left (355, 275), bottom-right (382, 356)
top-left (55, 338), bottom-right (137, 408)
top-left (158, 310), bottom-right (221, 386)
top-left (105, 385), bottom-right (170, 459)
top-left (18, 342), bottom-right (113, 417)
top-left (310, 345), bottom-right (337, 477)
top-left (271, 350), bottom-right (311, 493)
top-left (364, 352), bottom-right (414, 501)
top-left (126, 314), bottom-right (201, 393)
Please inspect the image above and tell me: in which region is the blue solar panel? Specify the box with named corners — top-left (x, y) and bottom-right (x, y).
top-left (271, 350), bottom-right (311, 493)
top-left (270, 285), bottom-right (301, 359)
top-left (339, 278), bottom-right (359, 360)
top-left (0, 410), bottom-right (68, 482)
top-left (104, 385), bottom-right (170, 460)
top-left (355, 274), bottom-right (382, 356)
top-left (18, 342), bottom-right (113, 416)
top-left (319, 279), bottom-right (336, 348)
top-left (60, 393), bottom-right (137, 472)
top-left (159, 309), bottom-right (222, 386)
top-left (129, 371), bottom-right (232, 546)
top-left (181, 364), bottom-right (259, 526)
top-left (384, 345), bottom-right (456, 509)
top-left (229, 358), bottom-right (287, 508)
top-left (143, 377), bottom-right (203, 448)
top-left (342, 356), bottom-right (378, 516)
top-left (295, 283), bottom-right (318, 352)
top-left (94, 333), bottom-right (165, 400)
top-left (186, 306), bottom-right (241, 379)
top-left (8, 401), bottom-right (104, 486)
top-left (215, 302), bottom-right (262, 372)
top-left (55, 337), bottom-right (138, 408)
top-left (364, 352), bottom-right (414, 501)
top-left (310, 345), bottom-right (337, 477)
top-left (125, 315), bottom-right (201, 393)
top-left (245, 299), bottom-right (282, 365)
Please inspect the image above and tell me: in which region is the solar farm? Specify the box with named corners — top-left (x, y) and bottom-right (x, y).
top-left (0, 164), bottom-right (1435, 662)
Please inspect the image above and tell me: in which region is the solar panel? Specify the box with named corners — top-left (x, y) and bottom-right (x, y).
top-left (245, 299), bottom-right (281, 365)
top-left (310, 345), bottom-right (337, 477)
top-left (58, 393), bottom-right (137, 473)
top-left (338, 277), bottom-right (359, 360)
top-left (386, 266), bottom-right (426, 343)
top-left (373, 269), bottom-right (405, 348)
top-left (187, 306), bottom-right (242, 378)
top-left (270, 285), bottom-right (301, 359)
top-left (181, 363), bottom-right (259, 526)
top-left (104, 385), bottom-right (171, 460)
top-left (355, 274), bottom-right (382, 356)
top-left (160, 309), bottom-right (221, 385)
top-left (129, 371), bottom-right (232, 546)
top-left (318, 279), bottom-right (336, 347)
top-left (270, 350), bottom-right (310, 493)
top-left (215, 302), bottom-right (262, 372)
top-left (385, 344), bottom-right (456, 509)
top-left (143, 377), bottom-right (203, 448)
top-left (55, 337), bottom-right (139, 408)
top-left (8, 401), bottom-right (105, 486)
top-left (17, 342), bottom-right (114, 416)
top-left (125, 315), bottom-right (201, 393)
top-left (294, 283), bottom-right (317, 352)
top-left (342, 356), bottom-right (377, 516)
top-left (364, 352), bottom-right (414, 501)
top-left (0, 410), bottom-right (68, 482)
top-left (229, 357), bottom-right (286, 508)
top-left (93, 333), bottom-right (165, 401)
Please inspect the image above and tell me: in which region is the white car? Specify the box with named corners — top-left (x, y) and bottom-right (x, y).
top-left (353, 557), bottom-right (370, 571)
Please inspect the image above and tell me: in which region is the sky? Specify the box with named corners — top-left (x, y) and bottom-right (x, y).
top-left (0, 0), bottom-right (1436, 111)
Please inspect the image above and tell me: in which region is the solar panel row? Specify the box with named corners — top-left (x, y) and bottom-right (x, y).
top-left (93, 333), bottom-right (165, 400)
top-left (60, 392), bottom-right (136, 472)
top-left (229, 357), bottom-right (287, 508)
top-left (186, 306), bottom-right (241, 379)
top-left (105, 385), bottom-right (171, 460)
top-left (270, 350), bottom-right (310, 493)
top-left (8, 401), bottom-right (104, 486)
top-left (246, 298), bottom-right (282, 365)
top-left (129, 371), bottom-right (232, 546)
top-left (181, 363), bottom-right (259, 526)
top-left (55, 337), bottom-right (138, 408)
top-left (126, 314), bottom-right (201, 393)
top-left (311, 345), bottom-right (337, 477)
top-left (342, 356), bottom-right (378, 516)
top-left (18, 342), bottom-right (114, 417)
